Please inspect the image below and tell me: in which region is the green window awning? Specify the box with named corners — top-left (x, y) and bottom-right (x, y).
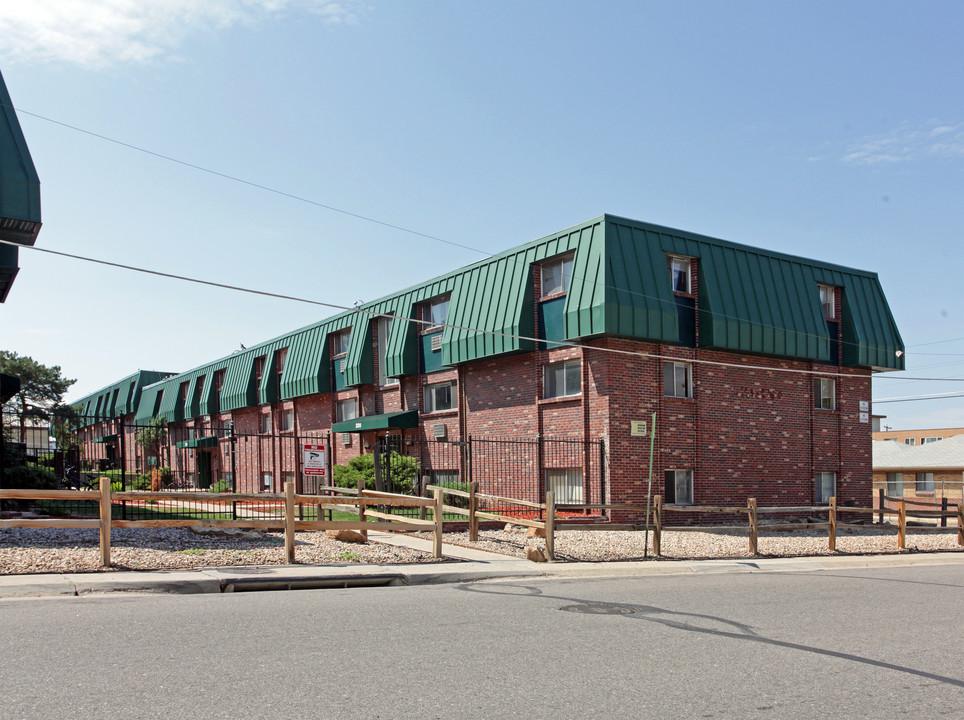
top-left (175, 436), bottom-right (219, 450)
top-left (92, 434), bottom-right (118, 444)
top-left (331, 410), bottom-right (419, 434)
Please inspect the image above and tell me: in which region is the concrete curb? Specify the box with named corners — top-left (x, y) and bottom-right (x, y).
top-left (2, 551), bottom-right (963, 599)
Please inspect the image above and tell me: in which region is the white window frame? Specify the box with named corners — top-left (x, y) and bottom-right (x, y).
top-left (667, 255), bottom-right (691, 294)
top-left (663, 361), bottom-right (693, 399)
top-left (815, 472), bottom-right (836, 504)
top-left (916, 471), bottom-right (935, 493)
top-left (541, 255), bottom-right (574, 297)
top-left (543, 360), bottom-right (581, 399)
top-left (886, 472), bottom-right (903, 496)
top-left (261, 472), bottom-right (273, 491)
top-left (818, 284), bottom-right (836, 319)
top-left (280, 409), bottom-right (294, 432)
top-left (426, 296), bottom-right (450, 328)
top-left (547, 468), bottom-right (584, 504)
top-left (260, 413), bottom-right (271, 434)
top-left (335, 398), bottom-right (357, 423)
top-left (333, 330), bottom-right (351, 356)
top-left (664, 469), bottom-right (693, 505)
top-left (903, 438), bottom-right (916, 446)
top-left (424, 381), bottom-right (456, 413)
top-left (377, 318), bottom-right (399, 387)
top-left (814, 378), bottom-right (835, 410)
top-left (920, 436), bottom-right (942, 444)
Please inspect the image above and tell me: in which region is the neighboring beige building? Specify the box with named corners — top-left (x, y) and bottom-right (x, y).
top-left (873, 427), bottom-right (964, 447)
top-left (872, 436), bottom-right (964, 506)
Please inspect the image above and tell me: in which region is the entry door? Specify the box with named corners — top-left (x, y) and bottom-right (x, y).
top-left (197, 451), bottom-right (213, 489)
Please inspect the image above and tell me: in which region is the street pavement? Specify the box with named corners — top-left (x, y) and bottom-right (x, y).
top-left (2, 530), bottom-right (964, 598)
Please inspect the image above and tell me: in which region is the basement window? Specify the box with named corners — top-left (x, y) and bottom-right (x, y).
top-left (665, 469), bottom-right (693, 505)
top-left (547, 468), bottom-right (584, 504)
top-left (815, 472), bottom-right (836, 504)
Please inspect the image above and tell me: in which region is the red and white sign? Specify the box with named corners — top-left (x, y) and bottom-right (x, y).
top-left (303, 442), bottom-right (328, 477)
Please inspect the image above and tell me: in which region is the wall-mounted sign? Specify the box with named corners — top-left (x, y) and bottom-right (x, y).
top-left (860, 400), bottom-right (869, 412)
top-left (630, 420), bottom-right (647, 437)
top-left (859, 412), bottom-right (869, 424)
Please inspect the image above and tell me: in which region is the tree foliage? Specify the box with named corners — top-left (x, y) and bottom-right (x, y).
top-left (332, 452), bottom-right (420, 495)
top-left (0, 350), bottom-right (76, 419)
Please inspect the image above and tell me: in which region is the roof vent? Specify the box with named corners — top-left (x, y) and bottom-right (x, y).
top-left (430, 334), bottom-right (443, 352)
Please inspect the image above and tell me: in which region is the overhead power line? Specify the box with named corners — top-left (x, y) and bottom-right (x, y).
top-left (873, 391), bottom-right (964, 404)
top-left (3, 237), bottom-right (892, 381)
top-left (10, 102), bottom-right (921, 357)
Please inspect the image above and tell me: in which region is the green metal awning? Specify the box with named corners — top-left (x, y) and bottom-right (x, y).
top-left (332, 410), bottom-right (419, 434)
top-left (92, 434), bottom-right (118, 444)
top-left (175, 436), bottom-right (219, 450)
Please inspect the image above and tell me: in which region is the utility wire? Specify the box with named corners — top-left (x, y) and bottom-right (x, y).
top-left (11, 102), bottom-right (911, 357)
top-left (3, 237), bottom-right (888, 381)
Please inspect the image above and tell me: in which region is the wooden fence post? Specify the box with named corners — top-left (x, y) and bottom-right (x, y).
top-left (358, 475), bottom-right (368, 540)
top-left (433, 487), bottom-right (444, 559)
top-left (469, 481), bottom-right (479, 542)
top-left (653, 495), bottom-right (662, 557)
top-left (828, 496), bottom-right (837, 552)
top-left (419, 476), bottom-right (430, 521)
top-left (957, 503), bottom-right (963, 546)
top-left (897, 500), bottom-right (906, 549)
top-left (99, 477), bottom-right (111, 567)
top-left (545, 491), bottom-right (555, 561)
top-left (748, 498), bottom-right (758, 555)
top-left (284, 481), bottom-right (296, 564)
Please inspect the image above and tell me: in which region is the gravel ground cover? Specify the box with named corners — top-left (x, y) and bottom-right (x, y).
top-left (441, 525), bottom-right (964, 561)
top-left (0, 527), bottom-right (444, 575)
top-left (2, 523), bottom-right (961, 575)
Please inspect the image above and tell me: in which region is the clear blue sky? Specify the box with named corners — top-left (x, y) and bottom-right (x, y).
top-left (2, 0), bottom-right (963, 430)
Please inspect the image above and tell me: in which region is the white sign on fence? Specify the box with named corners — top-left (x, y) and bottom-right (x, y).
top-left (303, 442), bottom-right (328, 477)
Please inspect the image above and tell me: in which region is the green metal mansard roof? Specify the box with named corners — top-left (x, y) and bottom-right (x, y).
top-left (72, 370), bottom-right (175, 426)
top-left (82, 214), bottom-right (903, 424)
top-left (0, 67), bottom-right (42, 302)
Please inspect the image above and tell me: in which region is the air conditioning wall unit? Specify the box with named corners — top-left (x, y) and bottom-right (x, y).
top-left (430, 334), bottom-right (443, 352)
top-left (341, 433), bottom-right (352, 446)
top-left (433, 423), bottom-right (447, 440)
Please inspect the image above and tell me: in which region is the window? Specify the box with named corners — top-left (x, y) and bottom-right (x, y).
top-left (333, 330), bottom-right (350, 356)
top-left (543, 360), bottom-right (581, 399)
top-left (262, 472), bottom-right (273, 491)
top-left (903, 438), bottom-right (916, 446)
top-left (179, 381), bottom-right (189, 415)
top-left (254, 356), bottom-right (266, 385)
top-left (916, 471), bottom-right (935, 493)
top-left (430, 470), bottom-right (460, 489)
top-left (541, 255), bottom-right (573, 297)
top-left (667, 255), bottom-right (691, 293)
top-left (275, 349), bottom-right (288, 397)
top-left (214, 370), bottom-right (226, 415)
top-left (424, 382), bottom-right (455, 413)
top-left (280, 409), bottom-right (294, 432)
top-left (665, 469), bottom-right (693, 505)
top-left (335, 398), bottom-right (357, 423)
top-left (818, 284), bottom-right (836, 319)
top-left (195, 375), bottom-right (205, 414)
top-left (547, 468), bottom-right (584, 504)
top-left (260, 413), bottom-right (271, 434)
top-left (378, 318), bottom-right (398, 386)
top-left (920, 436), bottom-right (942, 444)
top-left (220, 472), bottom-right (233, 488)
top-left (663, 362), bottom-right (693, 399)
top-left (815, 472), bottom-right (836, 503)
top-left (426, 296), bottom-right (450, 328)
top-left (814, 378), bottom-right (835, 410)
top-left (886, 472), bottom-right (903, 496)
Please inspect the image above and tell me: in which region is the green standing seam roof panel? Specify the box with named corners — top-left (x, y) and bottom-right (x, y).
top-left (73, 370), bottom-right (173, 426)
top-left (88, 214), bottom-right (904, 425)
top-left (0, 68), bottom-right (41, 238)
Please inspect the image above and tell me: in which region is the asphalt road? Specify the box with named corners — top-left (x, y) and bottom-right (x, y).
top-left (2, 565), bottom-right (963, 719)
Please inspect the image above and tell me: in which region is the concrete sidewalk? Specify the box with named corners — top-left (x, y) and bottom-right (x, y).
top-left (3, 531), bottom-right (964, 599)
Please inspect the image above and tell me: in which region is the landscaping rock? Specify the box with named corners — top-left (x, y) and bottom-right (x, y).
top-left (526, 527), bottom-right (546, 538)
top-left (325, 529), bottom-right (367, 544)
top-left (525, 546), bottom-right (547, 562)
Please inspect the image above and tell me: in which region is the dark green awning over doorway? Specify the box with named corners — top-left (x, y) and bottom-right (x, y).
top-left (92, 434), bottom-right (118, 444)
top-left (331, 410), bottom-right (419, 434)
top-left (175, 436), bottom-right (219, 450)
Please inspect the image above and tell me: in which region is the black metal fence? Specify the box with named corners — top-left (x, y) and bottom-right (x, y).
top-left (3, 409), bottom-right (606, 519)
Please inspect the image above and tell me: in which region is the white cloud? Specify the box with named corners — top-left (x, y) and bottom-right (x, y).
top-left (0, 0), bottom-right (360, 68)
top-left (841, 120), bottom-right (964, 165)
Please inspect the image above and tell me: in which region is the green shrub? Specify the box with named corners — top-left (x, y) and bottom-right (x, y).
top-left (332, 452), bottom-right (419, 495)
top-left (208, 478), bottom-right (233, 494)
top-left (2, 464), bottom-right (58, 490)
top-left (110, 481), bottom-right (123, 493)
top-left (132, 474), bottom-right (152, 491)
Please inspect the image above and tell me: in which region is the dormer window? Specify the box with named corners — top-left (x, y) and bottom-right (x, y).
top-left (667, 255), bottom-right (691, 294)
top-left (818, 284), bottom-right (836, 319)
top-left (332, 330), bottom-right (350, 356)
top-left (541, 255), bottom-right (573, 297)
top-left (426, 296), bottom-right (450, 329)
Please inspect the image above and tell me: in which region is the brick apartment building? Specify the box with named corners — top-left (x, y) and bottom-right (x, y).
top-left (71, 215), bottom-right (904, 520)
